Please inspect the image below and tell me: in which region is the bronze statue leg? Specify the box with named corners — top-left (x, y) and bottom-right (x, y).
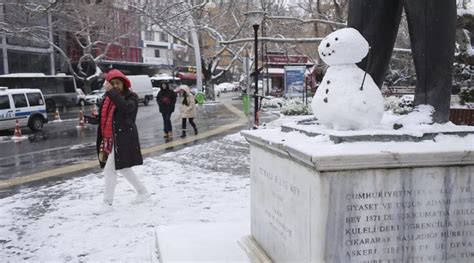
top-left (347, 0), bottom-right (403, 87)
top-left (404, 0), bottom-right (456, 123)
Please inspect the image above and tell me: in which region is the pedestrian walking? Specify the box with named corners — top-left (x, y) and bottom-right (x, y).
top-left (156, 82), bottom-right (177, 138)
top-left (178, 85), bottom-right (198, 138)
top-left (94, 69), bottom-right (150, 215)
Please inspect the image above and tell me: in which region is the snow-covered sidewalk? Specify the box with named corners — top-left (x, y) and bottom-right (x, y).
top-left (1, 134), bottom-right (251, 262)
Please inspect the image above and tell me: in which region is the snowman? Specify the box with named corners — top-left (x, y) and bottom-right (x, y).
top-left (311, 28), bottom-right (384, 130)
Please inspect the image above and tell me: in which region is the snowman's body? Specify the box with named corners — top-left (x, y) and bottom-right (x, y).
top-left (311, 28), bottom-right (384, 130)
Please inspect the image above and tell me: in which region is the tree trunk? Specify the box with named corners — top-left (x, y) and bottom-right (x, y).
top-left (206, 82), bottom-right (216, 101)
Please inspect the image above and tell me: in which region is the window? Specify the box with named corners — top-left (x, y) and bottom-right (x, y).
top-left (155, 49), bottom-right (160, 58)
top-left (0, 95), bottom-right (10, 110)
top-left (8, 51), bottom-right (50, 74)
top-left (145, 31), bottom-right (154, 41)
top-left (62, 78), bottom-right (76, 93)
top-left (12, 94), bottom-right (28, 108)
top-left (4, 5), bottom-right (49, 49)
top-left (160, 33), bottom-right (168, 42)
top-left (27, 93), bottom-right (44, 106)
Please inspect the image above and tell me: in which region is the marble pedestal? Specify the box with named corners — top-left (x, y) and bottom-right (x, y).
top-left (241, 127), bottom-right (474, 263)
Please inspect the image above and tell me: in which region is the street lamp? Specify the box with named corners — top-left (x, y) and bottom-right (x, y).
top-left (245, 10), bottom-right (266, 128)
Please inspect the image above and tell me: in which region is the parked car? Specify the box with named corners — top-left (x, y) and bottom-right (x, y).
top-left (210, 85), bottom-right (221, 97)
top-left (128, 75), bottom-right (154, 106)
top-left (232, 81), bottom-right (241, 92)
top-left (75, 89), bottom-right (86, 106)
top-left (216, 82), bottom-right (235, 93)
top-left (0, 87), bottom-right (48, 131)
top-left (85, 88), bottom-right (105, 105)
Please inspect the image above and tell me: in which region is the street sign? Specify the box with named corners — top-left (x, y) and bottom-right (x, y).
top-left (284, 66), bottom-right (306, 98)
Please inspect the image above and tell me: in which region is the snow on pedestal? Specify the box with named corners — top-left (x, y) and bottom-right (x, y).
top-left (311, 28), bottom-right (384, 130)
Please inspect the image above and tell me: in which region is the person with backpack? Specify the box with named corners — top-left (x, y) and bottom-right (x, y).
top-left (156, 82), bottom-right (177, 138)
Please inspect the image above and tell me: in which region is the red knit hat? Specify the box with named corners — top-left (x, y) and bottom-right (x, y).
top-left (106, 69), bottom-right (131, 89)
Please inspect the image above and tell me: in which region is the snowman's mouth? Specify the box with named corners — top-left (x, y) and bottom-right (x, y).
top-left (322, 50), bottom-right (335, 57)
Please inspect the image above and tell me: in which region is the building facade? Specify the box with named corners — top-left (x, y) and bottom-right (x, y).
top-left (141, 24), bottom-right (190, 76)
top-left (0, 0), bottom-right (194, 78)
top-left (0, 2), bottom-right (55, 75)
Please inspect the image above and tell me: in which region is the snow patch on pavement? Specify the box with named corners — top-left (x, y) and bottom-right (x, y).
top-left (1, 135), bottom-right (251, 262)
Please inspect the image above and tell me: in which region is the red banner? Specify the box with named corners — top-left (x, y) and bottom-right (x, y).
top-left (266, 55), bottom-right (308, 65)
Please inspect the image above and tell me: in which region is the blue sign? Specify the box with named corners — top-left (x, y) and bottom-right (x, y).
top-left (284, 66), bottom-right (306, 98)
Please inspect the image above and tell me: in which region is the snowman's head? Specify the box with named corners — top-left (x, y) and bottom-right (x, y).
top-left (318, 28), bottom-right (369, 66)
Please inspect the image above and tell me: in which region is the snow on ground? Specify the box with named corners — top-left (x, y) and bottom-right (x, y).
top-left (0, 134), bottom-right (251, 262)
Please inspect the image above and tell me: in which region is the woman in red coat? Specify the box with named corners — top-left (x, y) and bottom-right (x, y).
top-left (94, 69), bottom-right (149, 214)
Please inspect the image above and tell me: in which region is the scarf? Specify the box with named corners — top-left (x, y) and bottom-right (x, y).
top-left (100, 96), bottom-right (116, 153)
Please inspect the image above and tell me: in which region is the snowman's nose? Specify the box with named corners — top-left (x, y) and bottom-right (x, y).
top-left (326, 43), bottom-right (330, 48)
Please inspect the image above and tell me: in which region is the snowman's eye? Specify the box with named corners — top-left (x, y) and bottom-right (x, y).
top-left (327, 80), bottom-right (331, 84)
top-left (326, 43), bottom-right (330, 48)
top-left (335, 37), bottom-right (339, 41)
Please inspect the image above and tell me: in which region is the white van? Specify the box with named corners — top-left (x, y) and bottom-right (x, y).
top-left (0, 87), bottom-right (48, 131)
top-left (127, 75), bottom-right (154, 106)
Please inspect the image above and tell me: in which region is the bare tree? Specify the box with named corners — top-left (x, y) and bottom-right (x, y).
top-left (0, 0), bottom-right (142, 93)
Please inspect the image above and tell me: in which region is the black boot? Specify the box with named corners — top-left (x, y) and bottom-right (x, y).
top-left (193, 127), bottom-right (198, 135)
top-left (180, 131), bottom-right (186, 138)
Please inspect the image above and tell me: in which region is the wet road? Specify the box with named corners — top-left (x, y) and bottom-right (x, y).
top-left (0, 94), bottom-right (248, 181)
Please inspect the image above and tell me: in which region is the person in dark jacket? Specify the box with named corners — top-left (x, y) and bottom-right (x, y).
top-left (156, 82), bottom-right (177, 138)
top-left (94, 69), bottom-right (149, 215)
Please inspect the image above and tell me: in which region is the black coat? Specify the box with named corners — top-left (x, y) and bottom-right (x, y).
top-left (156, 88), bottom-right (177, 113)
top-left (96, 89), bottom-right (143, 170)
